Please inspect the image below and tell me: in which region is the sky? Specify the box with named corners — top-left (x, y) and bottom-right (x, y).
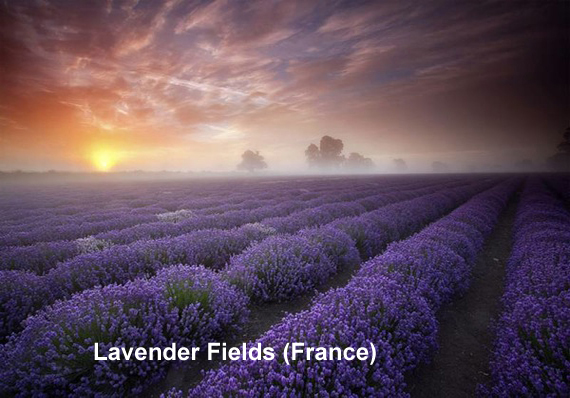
top-left (0, 0), bottom-right (568, 172)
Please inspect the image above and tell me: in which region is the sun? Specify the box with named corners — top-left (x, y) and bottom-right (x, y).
top-left (91, 149), bottom-right (118, 172)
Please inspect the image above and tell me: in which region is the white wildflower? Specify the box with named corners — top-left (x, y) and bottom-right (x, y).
top-left (243, 222), bottom-right (277, 235)
top-left (157, 209), bottom-right (196, 223)
top-left (76, 236), bottom-right (112, 254)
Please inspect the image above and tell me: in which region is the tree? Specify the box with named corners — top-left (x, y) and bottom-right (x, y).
top-left (346, 152), bottom-right (374, 171)
top-left (557, 127), bottom-right (570, 154)
top-left (393, 158), bottom-right (407, 172)
top-left (305, 143), bottom-right (320, 168)
top-left (548, 127), bottom-right (570, 171)
top-left (319, 135), bottom-right (344, 167)
top-left (432, 161), bottom-right (449, 173)
top-left (237, 150), bottom-right (267, 173)
top-left (305, 135), bottom-right (345, 169)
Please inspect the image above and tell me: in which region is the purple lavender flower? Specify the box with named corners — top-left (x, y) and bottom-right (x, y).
top-left (482, 179), bottom-right (570, 397)
top-left (0, 265), bottom-right (248, 396)
top-left (172, 181), bottom-right (517, 397)
top-left (224, 235), bottom-right (335, 302)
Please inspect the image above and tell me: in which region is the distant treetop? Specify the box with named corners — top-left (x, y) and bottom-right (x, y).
top-left (548, 127), bottom-right (570, 171)
top-left (393, 158), bottom-right (407, 172)
top-left (305, 135), bottom-right (374, 172)
top-left (237, 150), bottom-right (267, 173)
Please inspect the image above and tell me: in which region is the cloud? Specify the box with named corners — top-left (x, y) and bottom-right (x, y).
top-left (190, 124), bottom-right (244, 143)
top-left (0, 0), bottom-right (567, 171)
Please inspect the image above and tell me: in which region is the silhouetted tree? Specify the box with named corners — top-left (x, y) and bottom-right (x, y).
top-left (237, 150), bottom-right (267, 173)
top-left (305, 135), bottom-right (345, 169)
top-left (346, 152), bottom-right (374, 170)
top-left (393, 158), bottom-right (407, 172)
top-left (557, 127), bottom-right (570, 154)
top-left (432, 161), bottom-right (449, 172)
top-left (305, 143), bottom-right (320, 168)
top-left (319, 135), bottom-right (344, 167)
top-left (548, 127), bottom-right (570, 171)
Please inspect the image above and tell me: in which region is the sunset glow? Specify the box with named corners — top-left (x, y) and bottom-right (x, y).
top-left (0, 0), bottom-right (568, 172)
top-left (91, 149), bottom-right (119, 172)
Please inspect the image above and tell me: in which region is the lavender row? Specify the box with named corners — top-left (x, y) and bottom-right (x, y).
top-left (480, 179), bottom-right (569, 397)
top-left (0, 204), bottom-right (160, 233)
top-left (0, 181), bottom-right (452, 338)
top-left (0, 177), bottom-right (368, 234)
top-left (0, 177), bottom-right (399, 247)
top-left (37, 179), bottom-right (444, 269)
top-left (0, 176), bottom-right (400, 226)
top-left (90, 180), bottom-right (428, 245)
top-left (0, 195), bottom-right (302, 273)
top-left (0, 224), bottom-right (271, 340)
top-left (0, 180), bottom-right (366, 246)
top-left (0, 227), bottom-right (356, 395)
top-left (0, 180), bottom-right (421, 274)
top-left (0, 181), bottom-right (493, 395)
top-left (195, 178), bottom-right (416, 216)
top-left (0, 189), bottom-right (280, 235)
top-left (0, 176), bottom-right (399, 249)
top-left (173, 181), bottom-right (516, 397)
top-left (0, 179), bottom-right (246, 224)
top-left (0, 265), bottom-right (249, 396)
top-left (225, 180), bottom-right (494, 303)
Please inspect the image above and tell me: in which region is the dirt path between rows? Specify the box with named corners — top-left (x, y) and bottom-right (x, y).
top-left (406, 194), bottom-right (519, 398)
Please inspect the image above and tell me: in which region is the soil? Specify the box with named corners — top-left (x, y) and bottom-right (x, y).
top-left (405, 194), bottom-right (519, 398)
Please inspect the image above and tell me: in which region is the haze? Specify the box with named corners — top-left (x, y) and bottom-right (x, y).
top-left (0, 0), bottom-right (568, 172)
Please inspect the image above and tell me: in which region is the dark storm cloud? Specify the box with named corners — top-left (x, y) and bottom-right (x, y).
top-left (0, 0), bottom-right (568, 171)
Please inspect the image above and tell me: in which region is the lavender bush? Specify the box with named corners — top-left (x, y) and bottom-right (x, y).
top-left (185, 276), bottom-right (437, 397)
top-left (0, 176), bottom-right (521, 397)
top-left (0, 265), bottom-right (248, 397)
top-left (224, 234), bottom-right (335, 302)
top-left (481, 179), bottom-right (570, 397)
top-left (168, 181), bottom-right (515, 397)
top-left (0, 180), bottom-right (465, 338)
top-left (0, 179), bottom-right (440, 276)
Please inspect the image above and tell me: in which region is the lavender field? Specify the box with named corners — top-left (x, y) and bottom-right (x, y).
top-left (0, 175), bottom-right (568, 397)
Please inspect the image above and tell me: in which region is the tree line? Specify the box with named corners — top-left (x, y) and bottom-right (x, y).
top-left (237, 135), bottom-right (375, 173)
top-left (237, 128), bottom-right (570, 173)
